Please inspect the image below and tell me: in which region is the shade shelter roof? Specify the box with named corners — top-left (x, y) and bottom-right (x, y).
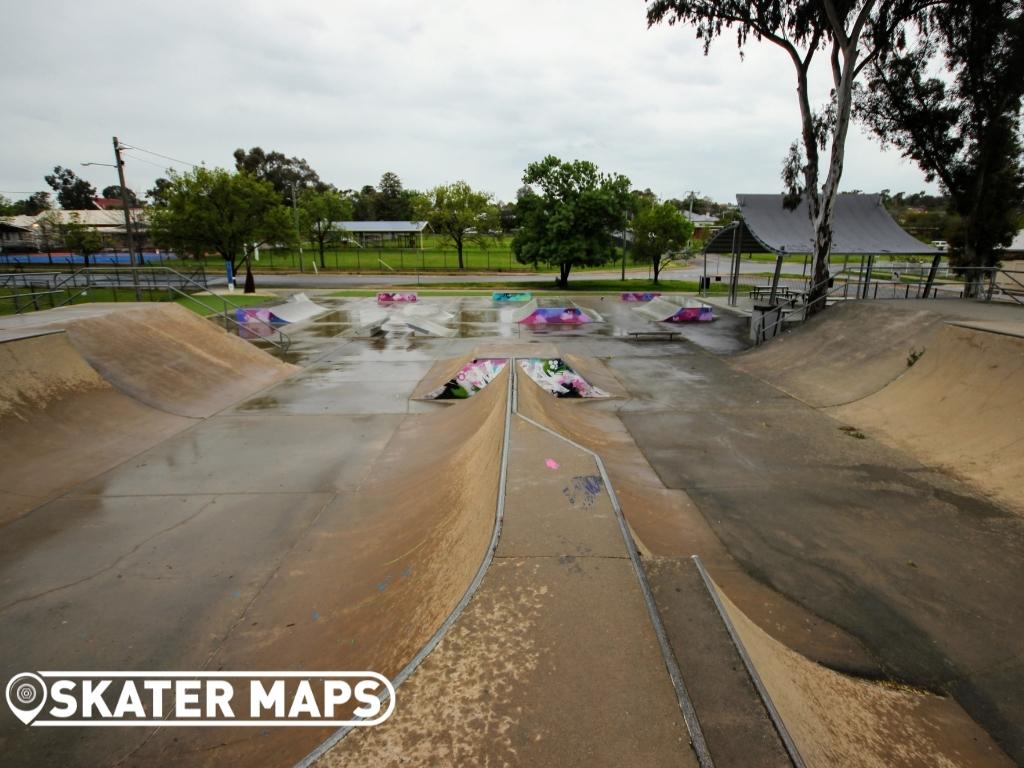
top-left (704, 194), bottom-right (939, 256)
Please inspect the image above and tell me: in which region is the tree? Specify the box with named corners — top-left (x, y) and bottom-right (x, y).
top-left (857, 1), bottom-right (1024, 291)
top-left (632, 200), bottom-right (695, 283)
top-left (101, 185), bottom-right (140, 206)
top-left (149, 167), bottom-right (294, 293)
top-left (44, 166), bottom-right (97, 209)
top-left (34, 210), bottom-right (64, 264)
top-left (647, 0), bottom-right (929, 315)
top-left (298, 188), bottom-right (353, 269)
top-left (1, 192), bottom-right (51, 217)
top-left (233, 147), bottom-right (324, 204)
top-left (512, 156), bottom-right (632, 288)
top-left (417, 181), bottom-right (498, 269)
top-left (146, 177), bottom-right (174, 208)
top-left (352, 185), bottom-right (378, 221)
top-left (376, 171), bottom-right (414, 220)
top-left (62, 214), bottom-right (105, 267)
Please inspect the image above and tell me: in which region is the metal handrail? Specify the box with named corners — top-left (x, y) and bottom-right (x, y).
top-left (1, 265), bottom-right (291, 353)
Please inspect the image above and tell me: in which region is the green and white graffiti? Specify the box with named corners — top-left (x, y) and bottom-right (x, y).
top-left (519, 359), bottom-right (608, 398)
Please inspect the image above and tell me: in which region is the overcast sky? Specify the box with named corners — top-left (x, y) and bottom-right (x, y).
top-left (1, 0), bottom-right (938, 205)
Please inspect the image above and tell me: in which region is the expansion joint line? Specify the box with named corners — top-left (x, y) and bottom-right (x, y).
top-left (292, 361), bottom-right (515, 768)
top-left (510, 363), bottom-right (715, 768)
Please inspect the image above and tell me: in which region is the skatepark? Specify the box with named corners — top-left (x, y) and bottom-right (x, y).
top-left (1, 283), bottom-right (1022, 767)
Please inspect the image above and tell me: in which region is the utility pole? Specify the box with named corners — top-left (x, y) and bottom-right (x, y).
top-left (113, 136), bottom-right (142, 300)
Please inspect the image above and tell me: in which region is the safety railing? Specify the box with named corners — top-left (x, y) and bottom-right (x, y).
top-left (0, 266), bottom-right (291, 353)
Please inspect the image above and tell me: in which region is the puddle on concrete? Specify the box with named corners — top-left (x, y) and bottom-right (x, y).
top-left (304, 323), bottom-right (353, 338)
top-left (311, 310), bottom-right (353, 324)
top-left (459, 310), bottom-right (501, 323)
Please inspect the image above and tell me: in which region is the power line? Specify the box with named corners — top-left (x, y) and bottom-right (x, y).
top-left (119, 141), bottom-right (199, 168)
top-left (121, 152), bottom-right (173, 171)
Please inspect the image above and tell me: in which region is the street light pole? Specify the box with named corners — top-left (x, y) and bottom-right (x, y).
top-left (112, 138), bottom-right (139, 267)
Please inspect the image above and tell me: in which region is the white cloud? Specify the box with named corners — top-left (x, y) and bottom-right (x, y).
top-left (0, 0), bottom-right (937, 203)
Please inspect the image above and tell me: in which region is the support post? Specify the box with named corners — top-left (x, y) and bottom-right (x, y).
top-left (922, 252), bottom-right (941, 299)
top-left (768, 250), bottom-right (784, 304)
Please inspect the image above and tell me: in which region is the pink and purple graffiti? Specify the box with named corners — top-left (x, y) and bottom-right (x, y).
top-left (517, 307), bottom-right (591, 325)
top-left (665, 305), bottom-right (715, 323)
top-left (620, 292), bottom-right (661, 302)
top-left (377, 292), bottom-right (418, 303)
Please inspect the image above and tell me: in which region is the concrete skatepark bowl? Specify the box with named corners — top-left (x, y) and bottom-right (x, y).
top-left (0, 295), bottom-right (1022, 767)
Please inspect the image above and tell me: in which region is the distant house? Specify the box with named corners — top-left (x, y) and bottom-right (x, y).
top-left (1001, 230), bottom-right (1024, 258)
top-left (0, 209), bottom-right (149, 251)
top-left (330, 221), bottom-right (430, 248)
top-left (92, 197), bottom-right (130, 210)
top-left (683, 210), bottom-right (719, 228)
top-left (0, 220), bottom-right (35, 253)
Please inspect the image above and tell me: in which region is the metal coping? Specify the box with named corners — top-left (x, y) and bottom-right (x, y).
top-left (691, 554), bottom-right (806, 768)
top-left (512, 362), bottom-right (715, 768)
top-left (293, 362), bottom-right (514, 768)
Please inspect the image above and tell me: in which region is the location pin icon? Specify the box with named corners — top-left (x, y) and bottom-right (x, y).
top-left (6, 673), bottom-right (47, 725)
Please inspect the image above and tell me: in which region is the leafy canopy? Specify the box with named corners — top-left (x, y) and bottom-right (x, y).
top-left (512, 156), bottom-right (632, 286)
top-left (632, 199), bottom-right (695, 283)
top-left (45, 166), bottom-right (97, 209)
top-left (417, 181), bottom-right (498, 268)
top-left (857, 1), bottom-right (1024, 268)
top-left (149, 167), bottom-right (294, 268)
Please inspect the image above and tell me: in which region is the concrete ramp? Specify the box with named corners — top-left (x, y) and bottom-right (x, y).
top-left (835, 323), bottom-right (1024, 511)
top-left (266, 292), bottom-right (328, 323)
top-left (0, 331), bottom-right (191, 524)
top-left (705, 570), bottom-right (1010, 768)
top-left (734, 302), bottom-right (947, 407)
top-left (39, 304), bottom-right (294, 418)
top-left (634, 297), bottom-right (714, 323)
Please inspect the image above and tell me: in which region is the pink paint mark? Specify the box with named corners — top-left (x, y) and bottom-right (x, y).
top-left (545, 459), bottom-right (560, 470)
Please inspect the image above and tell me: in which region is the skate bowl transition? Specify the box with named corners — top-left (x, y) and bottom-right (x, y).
top-left (735, 301), bottom-right (1024, 510)
top-left (0, 304), bottom-right (294, 524)
top-left (1, 297), bottom-right (1021, 767)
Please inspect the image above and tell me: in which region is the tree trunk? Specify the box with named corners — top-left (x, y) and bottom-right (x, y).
top-left (558, 262), bottom-right (571, 288)
top-left (457, 239), bottom-right (464, 270)
top-left (652, 257), bottom-right (661, 285)
top-left (319, 241), bottom-right (326, 270)
top-left (244, 255), bottom-right (256, 294)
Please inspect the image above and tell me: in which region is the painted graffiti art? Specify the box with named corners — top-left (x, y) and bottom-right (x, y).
top-left (519, 358), bottom-right (608, 398)
top-left (666, 304), bottom-right (715, 323)
top-left (492, 292), bottom-right (533, 302)
top-left (377, 292), bottom-right (418, 303)
top-left (517, 307), bottom-right (591, 325)
top-left (620, 292), bottom-right (661, 301)
top-left (425, 358), bottom-right (508, 399)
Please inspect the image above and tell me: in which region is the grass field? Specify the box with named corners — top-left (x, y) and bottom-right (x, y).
top-left (329, 278), bottom-right (750, 296)
top-left (0, 285), bottom-right (272, 317)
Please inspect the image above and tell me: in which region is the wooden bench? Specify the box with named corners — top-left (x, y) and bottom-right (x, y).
top-left (628, 330), bottom-right (681, 341)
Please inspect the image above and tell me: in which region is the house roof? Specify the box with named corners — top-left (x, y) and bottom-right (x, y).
top-left (1001, 230), bottom-right (1024, 254)
top-left (331, 221), bottom-right (428, 234)
top-left (683, 210), bottom-right (718, 225)
top-left (4, 210), bottom-right (147, 230)
top-left (92, 197), bottom-right (129, 210)
top-left (704, 193), bottom-right (938, 256)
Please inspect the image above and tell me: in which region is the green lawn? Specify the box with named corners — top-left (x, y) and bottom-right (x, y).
top-left (0, 285), bottom-right (271, 317)
top-left (331, 279), bottom-right (750, 296)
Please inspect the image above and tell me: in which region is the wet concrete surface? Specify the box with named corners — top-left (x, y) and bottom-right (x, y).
top-left (612, 341), bottom-right (1024, 763)
top-left (5, 294), bottom-right (1021, 765)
